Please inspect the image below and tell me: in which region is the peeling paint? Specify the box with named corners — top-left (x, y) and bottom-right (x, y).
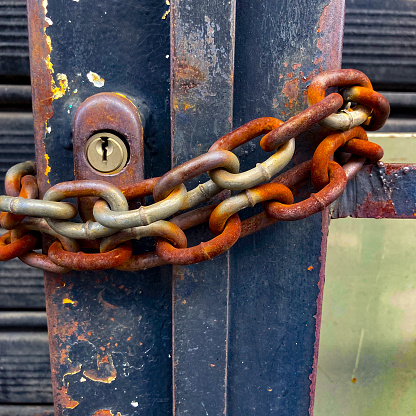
top-left (92, 411), bottom-right (113, 416)
top-left (87, 71), bottom-right (105, 88)
top-left (83, 354), bottom-right (117, 383)
top-left (63, 364), bottom-right (82, 383)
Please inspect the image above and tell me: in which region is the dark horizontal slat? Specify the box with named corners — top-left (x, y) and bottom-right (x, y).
top-left (343, 0), bottom-right (416, 90)
top-left (346, 8), bottom-right (416, 18)
top-left (0, 112), bottom-right (35, 187)
top-left (0, 406), bottom-right (54, 416)
top-left (0, 0), bottom-right (29, 77)
top-left (0, 258), bottom-right (45, 309)
top-left (0, 332), bottom-right (52, 403)
top-left (0, 312), bottom-right (47, 329)
top-left (379, 118), bottom-right (416, 133)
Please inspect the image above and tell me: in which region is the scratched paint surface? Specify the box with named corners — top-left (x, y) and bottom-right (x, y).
top-left (170, 0), bottom-right (236, 414)
top-left (44, 269), bottom-right (172, 415)
top-left (226, 1), bottom-right (344, 414)
top-left (315, 218), bottom-right (416, 415)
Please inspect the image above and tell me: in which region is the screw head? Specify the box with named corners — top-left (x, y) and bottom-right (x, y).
top-left (85, 132), bottom-right (129, 174)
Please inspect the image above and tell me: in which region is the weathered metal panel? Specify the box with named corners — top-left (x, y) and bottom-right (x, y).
top-left (332, 163), bottom-right (416, 219)
top-left (227, 1), bottom-right (344, 414)
top-left (170, 0), bottom-right (235, 414)
top-left (27, 1), bottom-right (173, 415)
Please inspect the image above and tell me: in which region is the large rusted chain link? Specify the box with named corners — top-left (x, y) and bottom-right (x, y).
top-left (12, 218), bottom-right (79, 274)
top-left (0, 69), bottom-right (390, 272)
top-left (0, 174), bottom-right (38, 230)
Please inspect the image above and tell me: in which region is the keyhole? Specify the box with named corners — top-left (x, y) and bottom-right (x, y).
top-left (101, 137), bottom-right (108, 163)
top-left (86, 131), bottom-right (129, 174)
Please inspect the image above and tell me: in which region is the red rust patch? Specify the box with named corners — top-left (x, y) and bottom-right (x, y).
top-left (355, 195), bottom-right (397, 218)
top-left (384, 164), bottom-right (416, 176)
top-left (55, 386), bottom-right (79, 410)
top-left (282, 77), bottom-right (299, 109)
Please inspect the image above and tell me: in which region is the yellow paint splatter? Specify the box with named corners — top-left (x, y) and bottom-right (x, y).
top-left (52, 73), bottom-right (68, 99)
top-left (42, 1), bottom-right (68, 100)
top-left (63, 298), bottom-right (75, 305)
top-left (308, 265), bottom-right (313, 271)
top-left (162, 0), bottom-right (170, 19)
top-left (44, 153), bottom-right (51, 184)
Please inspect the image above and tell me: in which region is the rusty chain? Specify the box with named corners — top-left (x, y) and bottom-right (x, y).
top-left (0, 69), bottom-right (390, 273)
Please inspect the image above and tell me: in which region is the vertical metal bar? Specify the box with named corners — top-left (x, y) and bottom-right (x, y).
top-left (27, 1), bottom-right (172, 415)
top-left (227, 1), bottom-right (345, 415)
top-left (170, 0), bottom-right (236, 414)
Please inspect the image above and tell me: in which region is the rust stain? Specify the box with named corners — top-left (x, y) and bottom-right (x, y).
top-left (98, 290), bottom-right (118, 309)
top-left (315, 0), bottom-right (344, 72)
top-left (301, 70), bottom-right (317, 83)
top-left (92, 411), bottom-right (114, 416)
top-left (27, 0), bottom-right (55, 196)
top-left (174, 63), bottom-right (205, 92)
top-left (282, 77), bottom-right (299, 109)
top-left (352, 377), bottom-right (357, 384)
top-left (384, 164), bottom-right (415, 175)
top-left (83, 353), bottom-right (117, 383)
top-left (55, 386), bottom-right (79, 410)
top-left (293, 63), bottom-right (302, 70)
top-left (286, 72), bottom-right (293, 79)
top-left (55, 319), bottom-right (79, 340)
top-left (355, 195), bottom-right (397, 218)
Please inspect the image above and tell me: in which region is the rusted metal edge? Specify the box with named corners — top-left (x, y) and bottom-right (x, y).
top-left (308, 1), bottom-right (345, 414)
top-left (331, 163), bottom-right (416, 219)
top-left (26, 0), bottom-right (54, 197)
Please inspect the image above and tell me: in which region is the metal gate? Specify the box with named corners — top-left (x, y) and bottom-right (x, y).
top-left (0, 0), bottom-right (411, 415)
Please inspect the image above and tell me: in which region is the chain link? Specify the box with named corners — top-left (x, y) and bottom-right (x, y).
top-left (0, 69), bottom-right (391, 273)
